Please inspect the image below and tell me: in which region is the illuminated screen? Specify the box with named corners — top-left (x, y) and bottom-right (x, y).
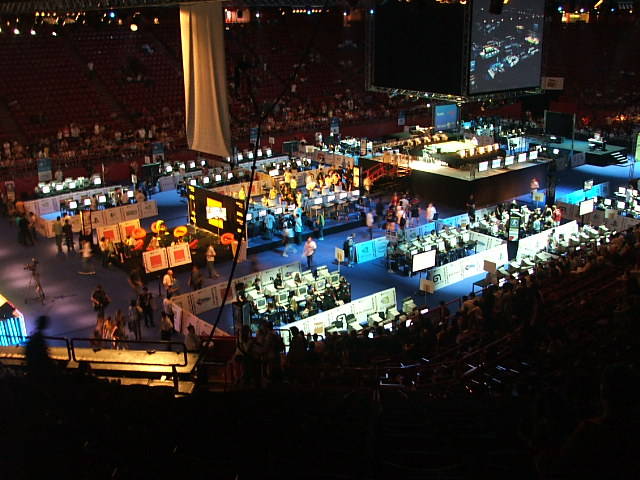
top-left (434, 104), bottom-right (459, 131)
top-left (505, 155), bottom-right (515, 165)
top-left (603, 198), bottom-right (612, 206)
top-left (579, 199), bottom-right (594, 216)
top-left (259, 210), bottom-right (267, 217)
top-left (469, 0), bottom-right (545, 94)
top-left (42, 186), bottom-right (51, 194)
top-left (518, 152), bottom-right (528, 163)
top-left (127, 190), bottom-right (134, 198)
top-left (68, 201), bottom-right (78, 209)
top-left (188, 185), bottom-right (245, 238)
top-left (478, 161), bottom-right (489, 172)
top-left (98, 195), bottom-right (107, 203)
top-left (412, 249), bottom-right (436, 273)
top-left (274, 207), bottom-right (283, 214)
top-left (529, 150), bottom-right (538, 160)
top-left (491, 158), bottom-right (501, 168)
top-left (617, 201), bottom-right (626, 209)
top-left (83, 199), bottom-right (91, 206)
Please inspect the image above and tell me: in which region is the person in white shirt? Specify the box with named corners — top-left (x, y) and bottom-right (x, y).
top-left (426, 202), bottom-right (437, 223)
top-left (302, 236), bottom-right (317, 269)
top-left (206, 244), bottom-right (219, 278)
top-left (163, 269), bottom-right (177, 298)
top-left (366, 210), bottom-right (375, 239)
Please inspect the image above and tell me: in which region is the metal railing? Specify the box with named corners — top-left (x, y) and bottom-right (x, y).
top-left (69, 338), bottom-right (189, 367)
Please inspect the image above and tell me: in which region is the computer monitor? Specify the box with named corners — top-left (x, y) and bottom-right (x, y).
top-left (189, 161), bottom-right (196, 169)
top-left (227, 172), bottom-right (234, 180)
top-left (314, 197), bottom-right (323, 205)
top-left (257, 149), bottom-right (263, 157)
top-left (236, 153), bottom-right (243, 161)
top-left (203, 177), bottom-right (210, 185)
top-left (246, 213), bottom-right (253, 221)
top-left (315, 279), bottom-right (326, 291)
top-left (352, 190), bottom-right (360, 197)
top-left (256, 298), bottom-right (266, 309)
top-left (339, 192), bottom-right (348, 199)
top-left (504, 155), bottom-right (514, 166)
top-left (579, 199), bottom-right (594, 216)
top-left (297, 286), bottom-right (307, 296)
top-left (93, 177), bottom-right (102, 185)
top-left (247, 152), bottom-right (254, 159)
top-left (330, 273), bottom-right (340, 285)
top-left (478, 161), bottom-right (489, 172)
top-left (69, 181), bottom-right (77, 189)
top-left (518, 152), bottom-right (527, 163)
top-left (275, 207), bottom-right (283, 214)
top-left (412, 249), bottom-right (436, 273)
top-left (98, 195), bottom-right (107, 203)
top-left (215, 174), bottom-right (222, 182)
top-left (55, 184), bottom-right (63, 191)
top-left (604, 198), bottom-right (612, 206)
top-left (83, 198), bottom-right (91, 206)
top-left (259, 210), bottom-right (267, 217)
top-left (42, 185), bottom-right (51, 194)
top-left (287, 205), bottom-right (295, 212)
top-left (127, 190), bottom-right (134, 198)
top-left (327, 195), bottom-right (335, 202)
top-left (266, 148), bottom-right (272, 156)
top-left (189, 179), bottom-right (197, 186)
top-left (529, 150), bottom-right (538, 161)
top-left (278, 292), bottom-right (288, 303)
top-left (68, 201), bottom-right (78, 210)
top-left (179, 163), bottom-right (186, 170)
top-left (617, 201), bottom-right (626, 209)
top-left (201, 160), bottom-right (207, 167)
top-left (491, 158), bottom-right (501, 169)
top-left (618, 186), bottom-right (626, 194)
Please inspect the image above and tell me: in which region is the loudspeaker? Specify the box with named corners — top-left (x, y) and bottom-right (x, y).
top-left (489, 0), bottom-right (503, 15)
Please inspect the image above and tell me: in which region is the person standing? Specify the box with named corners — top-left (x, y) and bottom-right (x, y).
top-left (302, 236), bottom-right (317, 270)
top-left (63, 218), bottom-right (74, 253)
top-left (162, 269), bottom-right (178, 298)
top-left (426, 202), bottom-right (438, 223)
top-left (28, 212), bottom-right (38, 243)
top-left (318, 211), bottom-right (325, 240)
top-left (206, 243), bottom-right (219, 278)
top-left (79, 240), bottom-right (96, 275)
top-left (366, 210), bottom-right (375, 240)
top-left (138, 286), bottom-right (155, 328)
top-left (294, 213), bottom-right (303, 245)
top-left (91, 285), bottom-right (111, 317)
top-left (188, 265), bottom-right (203, 291)
top-left (53, 216), bottom-right (64, 253)
top-left (264, 210), bottom-right (275, 240)
top-left (466, 194), bottom-right (476, 223)
top-left (160, 312), bottom-right (174, 346)
top-left (343, 234), bottom-right (355, 267)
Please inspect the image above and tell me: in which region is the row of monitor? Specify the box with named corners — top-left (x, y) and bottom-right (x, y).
top-left (226, 148), bottom-right (273, 163)
top-left (164, 160), bottom-right (207, 173)
top-left (39, 176), bottom-right (102, 194)
top-left (477, 150), bottom-right (538, 172)
top-left (64, 190), bottom-right (135, 210)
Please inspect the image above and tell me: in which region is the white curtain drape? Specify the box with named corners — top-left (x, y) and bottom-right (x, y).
top-left (180, 1), bottom-right (231, 157)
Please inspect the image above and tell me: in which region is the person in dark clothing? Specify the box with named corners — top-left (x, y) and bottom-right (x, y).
top-left (62, 219), bottom-right (74, 252)
top-left (138, 287), bottom-right (155, 327)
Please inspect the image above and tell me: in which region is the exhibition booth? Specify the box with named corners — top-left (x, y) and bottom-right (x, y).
top-left (0, 293), bottom-right (27, 347)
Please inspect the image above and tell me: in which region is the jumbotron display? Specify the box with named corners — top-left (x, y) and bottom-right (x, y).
top-left (187, 185), bottom-right (246, 240)
top-left (469, 0), bottom-right (545, 95)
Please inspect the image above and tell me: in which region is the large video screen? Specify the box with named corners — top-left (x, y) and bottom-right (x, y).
top-left (187, 185), bottom-right (246, 240)
top-left (469, 0), bottom-right (545, 94)
top-left (434, 104), bottom-right (459, 131)
top-left (372, 2), bottom-right (465, 95)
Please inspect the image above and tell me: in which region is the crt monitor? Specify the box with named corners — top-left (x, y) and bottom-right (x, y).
top-left (604, 198), bottom-right (612, 206)
top-left (412, 249), bottom-right (437, 273)
top-left (330, 273), bottom-right (340, 284)
top-left (618, 186), bottom-right (626, 194)
top-left (42, 185), bottom-right (51, 194)
top-left (203, 177), bottom-right (210, 184)
top-left (127, 190), bottom-right (134, 198)
top-left (246, 213), bottom-right (253, 221)
top-left (529, 150), bottom-right (539, 161)
top-left (278, 292), bottom-right (288, 303)
top-left (478, 161), bottom-right (489, 172)
top-left (617, 201), bottom-right (626, 209)
top-left (491, 158), bottom-right (501, 168)
top-left (297, 286), bottom-right (307, 296)
top-left (315, 279), bottom-right (326, 290)
top-left (256, 298), bottom-right (266, 309)
top-left (274, 207), bottom-right (283, 214)
top-left (215, 174), bottom-right (222, 182)
top-left (259, 210), bottom-right (267, 217)
top-left (83, 198), bottom-right (91, 206)
top-left (55, 184), bottom-right (64, 191)
top-left (518, 152), bottom-right (528, 163)
top-left (314, 197), bottom-right (323, 205)
top-left (68, 201), bottom-right (78, 209)
top-left (579, 199), bottom-right (594, 216)
top-left (98, 195), bottom-right (107, 203)
top-left (189, 161), bottom-right (196, 169)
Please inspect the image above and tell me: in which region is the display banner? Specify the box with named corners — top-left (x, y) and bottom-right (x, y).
top-left (97, 224), bottom-right (121, 243)
top-left (437, 213), bottom-right (470, 229)
top-left (118, 219), bottom-right (141, 241)
top-left (516, 221), bottom-right (579, 259)
top-left (138, 200), bottom-right (159, 218)
top-left (189, 286), bottom-right (219, 315)
top-left (556, 182), bottom-right (609, 205)
top-left (167, 243), bottom-right (193, 268)
top-left (121, 204), bottom-right (141, 221)
top-left (103, 206), bottom-right (124, 225)
top-left (430, 243), bottom-right (508, 291)
top-left (143, 248), bottom-right (169, 273)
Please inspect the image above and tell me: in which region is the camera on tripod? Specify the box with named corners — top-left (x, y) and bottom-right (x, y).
top-left (24, 258), bottom-right (39, 273)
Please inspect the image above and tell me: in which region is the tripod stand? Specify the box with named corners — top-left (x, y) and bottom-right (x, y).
top-left (25, 273), bottom-right (45, 305)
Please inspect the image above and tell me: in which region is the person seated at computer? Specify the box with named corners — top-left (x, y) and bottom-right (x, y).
top-left (253, 278), bottom-right (262, 292)
top-left (294, 273), bottom-right (303, 284)
top-left (273, 273), bottom-right (283, 289)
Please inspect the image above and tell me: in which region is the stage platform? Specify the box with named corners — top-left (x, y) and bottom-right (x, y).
top-left (546, 138), bottom-right (628, 166)
top-left (407, 160), bottom-right (551, 210)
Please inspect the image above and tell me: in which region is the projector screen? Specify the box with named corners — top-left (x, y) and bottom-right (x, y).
top-left (434, 104), bottom-right (459, 131)
top-left (469, 0), bottom-right (545, 94)
top-left (412, 249), bottom-right (436, 273)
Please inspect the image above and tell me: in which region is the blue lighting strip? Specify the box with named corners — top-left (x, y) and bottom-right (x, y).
top-left (0, 315), bottom-right (27, 346)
